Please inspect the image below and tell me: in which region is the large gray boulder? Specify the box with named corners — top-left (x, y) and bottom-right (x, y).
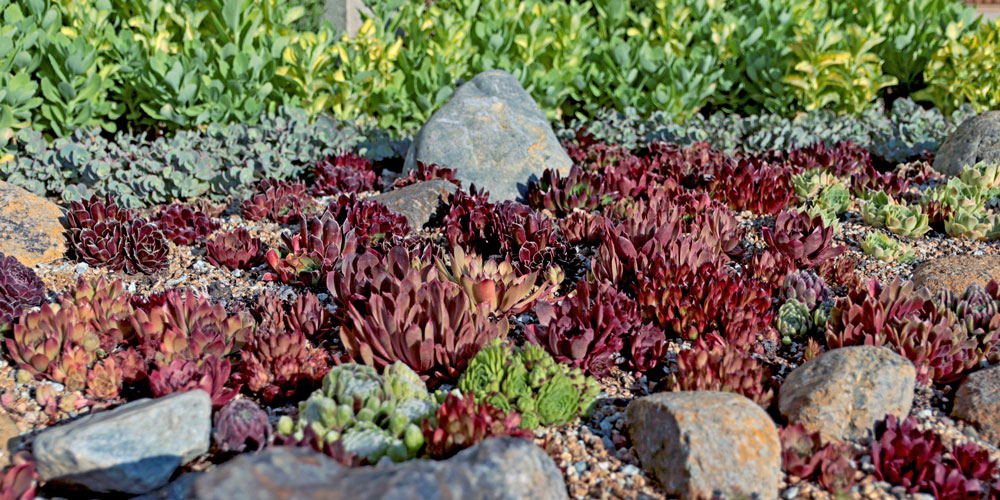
top-left (33, 390), bottom-right (212, 495)
top-left (779, 345), bottom-right (915, 442)
top-left (189, 437), bottom-right (566, 500)
top-left (934, 111), bottom-right (1000, 176)
top-left (403, 70), bottom-right (572, 202)
top-left (625, 391), bottom-right (781, 500)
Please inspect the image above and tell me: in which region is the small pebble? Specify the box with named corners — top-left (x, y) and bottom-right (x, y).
top-left (782, 486), bottom-right (799, 499)
top-left (573, 461), bottom-right (587, 474)
top-left (621, 464), bottom-right (639, 476)
top-left (73, 262), bottom-right (89, 275)
top-left (192, 260), bottom-right (209, 272)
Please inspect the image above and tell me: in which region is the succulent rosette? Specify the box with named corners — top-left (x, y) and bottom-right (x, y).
top-left (0, 253), bottom-right (46, 331)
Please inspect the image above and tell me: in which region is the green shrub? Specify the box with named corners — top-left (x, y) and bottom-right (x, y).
top-left (917, 20), bottom-right (1000, 114)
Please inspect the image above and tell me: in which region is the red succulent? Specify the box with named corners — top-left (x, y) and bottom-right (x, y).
top-left (0, 453), bottom-right (37, 500)
top-left (123, 220), bottom-right (169, 274)
top-left (662, 338), bottom-right (774, 407)
top-left (525, 165), bottom-right (612, 217)
top-left (762, 210), bottom-right (845, 270)
top-left (263, 214), bottom-right (364, 287)
top-left (205, 227), bottom-right (267, 271)
top-left (240, 178), bottom-right (315, 224)
top-left (392, 161), bottom-right (460, 189)
top-left (325, 195), bottom-right (411, 249)
top-left (213, 398), bottom-right (273, 453)
top-left (339, 272), bottom-right (508, 385)
top-left (525, 280), bottom-right (642, 378)
top-left (422, 391), bottom-right (532, 459)
top-left (153, 204), bottom-right (220, 245)
top-left (0, 253), bottom-right (45, 331)
top-left (148, 356), bottom-right (240, 408)
top-left (311, 153), bottom-right (378, 195)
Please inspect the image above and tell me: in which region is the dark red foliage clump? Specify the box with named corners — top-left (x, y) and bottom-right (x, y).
top-left (770, 141), bottom-right (872, 177)
top-left (763, 210), bottom-right (845, 270)
top-left (153, 204), bottom-right (220, 245)
top-left (236, 291), bottom-right (331, 402)
top-left (525, 165), bottom-right (613, 217)
top-left (205, 227), bottom-right (267, 271)
top-left (851, 164), bottom-right (910, 197)
top-left (780, 424), bottom-right (857, 493)
top-left (422, 392), bottom-right (532, 459)
top-left (64, 195), bottom-right (169, 274)
top-left (872, 415), bottom-right (999, 496)
top-left (662, 338), bottom-right (775, 407)
top-left (325, 195), bottom-right (411, 249)
top-left (311, 153), bottom-right (379, 196)
top-left (0, 253), bottom-right (45, 331)
top-left (263, 214), bottom-right (364, 287)
top-left (825, 279), bottom-right (990, 384)
top-left (0, 453), bottom-right (37, 500)
top-left (240, 178), bottom-right (315, 224)
top-left (148, 357), bottom-right (240, 408)
top-left (525, 280), bottom-right (664, 378)
top-left (392, 162), bottom-right (460, 189)
top-left (213, 398), bottom-right (272, 453)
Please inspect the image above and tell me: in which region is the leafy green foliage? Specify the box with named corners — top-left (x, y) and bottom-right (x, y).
top-left (917, 19), bottom-right (1000, 114)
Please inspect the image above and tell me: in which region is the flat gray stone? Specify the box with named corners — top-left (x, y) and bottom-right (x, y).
top-left (779, 345), bottom-right (915, 441)
top-left (625, 391), bottom-right (781, 500)
top-left (952, 365), bottom-right (1000, 447)
top-left (370, 180), bottom-right (458, 230)
top-left (404, 70), bottom-right (571, 203)
top-left (934, 111), bottom-right (1000, 176)
top-left (191, 437), bottom-right (566, 500)
top-left (33, 390), bottom-right (211, 495)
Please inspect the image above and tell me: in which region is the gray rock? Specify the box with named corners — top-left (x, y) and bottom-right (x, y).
top-left (625, 391), bottom-right (781, 500)
top-left (404, 70), bottom-right (572, 202)
top-left (370, 180), bottom-right (458, 230)
top-left (322, 0), bottom-right (371, 38)
top-left (191, 437), bottom-right (566, 500)
top-left (134, 472), bottom-right (204, 500)
top-left (952, 365), bottom-right (1000, 447)
top-left (934, 111), bottom-right (1000, 176)
top-left (779, 345), bottom-right (915, 441)
top-left (33, 390), bottom-right (212, 495)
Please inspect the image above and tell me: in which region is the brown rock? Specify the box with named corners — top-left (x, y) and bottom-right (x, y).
top-left (369, 180), bottom-right (458, 230)
top-left (0, 181), bottom-right (65, 267)
top-left (0, 412), bottom-right (20, 467)
top-left (779, 345), bottom-right (915, 442)
top-left (625, 391), bottom-right (781, 500)
top-left (934, 111), bottom-right (1000, 176)
top-left (911, 255), bottom-right (1000, 295)
top-left (952, 366), bottom-right (1000, 447)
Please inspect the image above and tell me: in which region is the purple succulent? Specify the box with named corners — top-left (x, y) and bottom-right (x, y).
top-left (213, 398), bottom-right (272, 453)
top-left (0, 253), bottom-right (45, 331)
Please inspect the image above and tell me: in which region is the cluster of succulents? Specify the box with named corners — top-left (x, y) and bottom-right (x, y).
top-left (205, 228), bottom-right (267, 271)
top-left (457, 339), bottom-right (600, 429)
top-left (339, 271), bottom-right (508, 385)
top-left (860, 231), bottom-right (916, 263)
top-left (662, 339), bottom-right (774, 407)
top-left (65, 195), bottom-right (169, 274)
top-left (0, 254), bottom-right (45, 332)
top-left (4, 277), bottom-right (138, 398)
top-left (326, 195), bottom-right (411, 249)
top-left (524, 280), bottom-right (663, 377)
top-left (392, 162), bottom-right (460, 189)
top-left (825, 279), bottom-right (998, 384)
top-left (148, 356), bottom-right (239, 408)
top-left (871, 415), bottom-right (999, 496)
top-left (276, 363), bottom-right (437, 464)
top-left (310, 153), bottom-right (379, 196)
top-left (526, 165), bottom-right (613, 217)
top-left (775, 270), bottom-right (834, 343)
top-left (780, 424), bottom-right (857, 493)
top-left (240, 178), bottom-right (316, 224)
top-left (422, 391), bottom-right (532, 459)
top-left (212, 399), bottom-right (273, 453)
top-left (152, 204), bottom-right (220, 245)
top-left (236, 291), bottom-right (331, 402)
top-left (763, 210), bottom-right (845, 270)
top-left (436, 246), bottom-right (558, 317)
top-left (263, 214), bottom-right (363, 287)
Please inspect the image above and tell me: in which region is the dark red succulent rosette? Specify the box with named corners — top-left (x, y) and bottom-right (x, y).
top-left (123, 220), bottom-right (169, 274)
top-left (154, 204), bottom-right (220, 245)
top-left (0, 253), bottom-right (45, 323)
top-left (71, 220), bottom-right (128, 271)
top-left (311, 153), bottom-right (379, 196)
top-left (205, 227), bottom-right (266, 271)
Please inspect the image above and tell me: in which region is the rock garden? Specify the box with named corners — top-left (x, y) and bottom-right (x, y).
top-left (3, 0), bottom-right (1000, 499)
